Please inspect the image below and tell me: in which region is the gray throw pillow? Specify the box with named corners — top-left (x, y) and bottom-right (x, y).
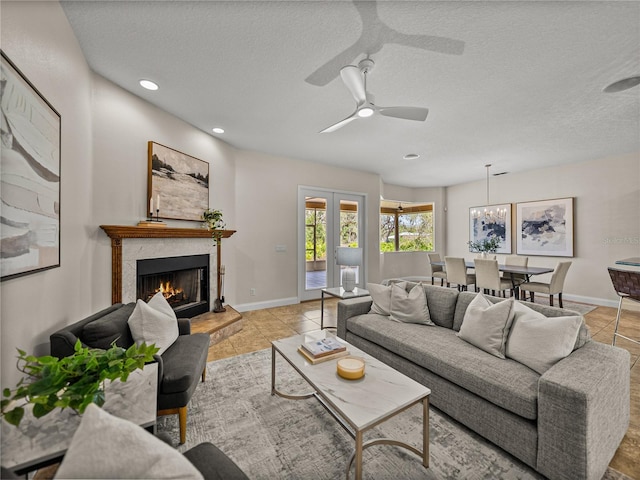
top-left (506, 301), bottom-right (583, 374)
top-left (389, 283), bottom-right (434, 325)
top-left (367, 282), bottom-right (406, 316)
top-left (458, 294), bottom-right (515, 359)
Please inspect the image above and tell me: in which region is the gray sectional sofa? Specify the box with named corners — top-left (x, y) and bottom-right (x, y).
top-left (337, 283), bottom-right (630, 480)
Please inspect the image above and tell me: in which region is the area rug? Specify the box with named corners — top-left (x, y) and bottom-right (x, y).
top-left (157, 349), bottom-right (627, 480)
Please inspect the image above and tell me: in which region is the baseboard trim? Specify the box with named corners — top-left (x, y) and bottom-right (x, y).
top-left (234, 297), bottom-right (300, 312)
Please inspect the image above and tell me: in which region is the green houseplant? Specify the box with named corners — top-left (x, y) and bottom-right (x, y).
top-left (468, 235), bottom-right (501, 254)
top-left (202, 208), bottom-right (225, 246)
top-left (1, 340), bottom-right (158, 427)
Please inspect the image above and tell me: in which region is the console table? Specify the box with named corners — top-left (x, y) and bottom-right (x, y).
top-left (1, 363), bottom-right (157, 476)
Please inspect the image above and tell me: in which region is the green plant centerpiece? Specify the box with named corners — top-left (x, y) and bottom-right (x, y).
top-left (1, 340), bottom-right (159, 427)
top-left (468, 235), bottom-right (501, 254)
top-left (202, 208), bottom-right (225, 246)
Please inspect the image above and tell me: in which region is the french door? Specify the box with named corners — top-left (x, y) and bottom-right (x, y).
top-left (298, 187), bottom-right (366, 301)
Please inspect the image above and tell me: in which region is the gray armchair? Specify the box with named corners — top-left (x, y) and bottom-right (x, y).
top-left (50, 302), bottom-right (210, 444)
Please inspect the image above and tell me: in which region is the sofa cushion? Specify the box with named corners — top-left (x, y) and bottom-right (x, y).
top-left (506, 301), bottom-right (583, 374)
top-left (128, 293), bottom-right (179, 355)
top-left (452, 292), bottom-right (591, 351)
top-left (346, 313), bottom-right (539, 419)
top-left (82, 303), bottom-right (136, 350)
top-left (389, 283), bottom-right (434, 325)
top-left (367, 282), bottom-right (405, 315)
top-left (160, 334), bottom-right (210, 394)
top-left (422, 284), bottom-right (460, 329)
top-left (54, 404), bottom-right (203, 480)
top-left (458, 294), bottom-right (515, 359)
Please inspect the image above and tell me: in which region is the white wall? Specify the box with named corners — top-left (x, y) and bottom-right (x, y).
top-left (232, 150), bottom-right (381, 308)
top-left (445, 153), bottom-right (640, 305)
top-left (89, 74), bottom-right (237, 307)
top-left (1, 0), bottom-right (94, 386)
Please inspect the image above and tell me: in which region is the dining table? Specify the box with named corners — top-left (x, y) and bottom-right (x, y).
top-left (430, 260), bottom-right (554, 299)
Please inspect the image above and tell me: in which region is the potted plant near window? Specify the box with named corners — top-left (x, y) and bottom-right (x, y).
top-left (1, 340), bottom-right (158, 427)
top-left (468, 235), bottom-right (501, 257)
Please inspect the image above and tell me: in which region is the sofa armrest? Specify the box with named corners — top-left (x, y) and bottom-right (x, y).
top-left (537, 341), bottom-right (630, 480)
top-left (337, 297), bottom-right (372, 340)
top-left (153, 353), bottom-right (164, 383)
top-left (177, 318), bottom-right (191, 335)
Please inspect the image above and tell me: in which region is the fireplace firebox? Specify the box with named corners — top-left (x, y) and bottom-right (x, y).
top-left (136, 254), bottom-right (209, 318)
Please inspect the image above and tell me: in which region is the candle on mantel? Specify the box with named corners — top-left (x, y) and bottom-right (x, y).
top-left (150, 197), bottom-right (153, 213)
top-left (157, 195), bottom-right (160, 211)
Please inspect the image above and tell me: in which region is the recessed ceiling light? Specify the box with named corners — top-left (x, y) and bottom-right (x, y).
top-left (212, 127), bottom-right (225, 134)
top-left (403, 153), bottom-right (420, 160)
top-left (139, 79), bottom-right (158, 91)
top-left (603, 75), bottom-right (640, 93)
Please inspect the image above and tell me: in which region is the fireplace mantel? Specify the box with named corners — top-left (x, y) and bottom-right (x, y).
top-left (100, 225), bottom-right (236, 240)
top-left (100, 225), bottom-right (236, 305)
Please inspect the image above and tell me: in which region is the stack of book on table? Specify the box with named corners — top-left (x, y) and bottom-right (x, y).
top-left (298, 336), bottom-right (349, 364)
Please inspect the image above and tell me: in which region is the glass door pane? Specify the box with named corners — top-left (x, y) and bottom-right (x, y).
top-left (305, 196), bottom-right (327, 290)
top-left (338, 199), bottom-right (360, 285)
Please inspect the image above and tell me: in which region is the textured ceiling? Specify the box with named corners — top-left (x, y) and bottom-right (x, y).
top-left (60, 1), bottom-right (640, 187)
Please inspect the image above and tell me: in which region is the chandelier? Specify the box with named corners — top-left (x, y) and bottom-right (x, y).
top-left (471, 164), bottom-right (507, 221)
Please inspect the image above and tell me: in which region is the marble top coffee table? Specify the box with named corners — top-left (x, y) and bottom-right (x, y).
top-left (271, 331), bottom-right (430, 480)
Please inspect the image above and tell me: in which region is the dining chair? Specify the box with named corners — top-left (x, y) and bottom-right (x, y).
top-left (444, 257), bottom-right (476, 292)
top-left (427, 253), bottom-right (448, 286)
top-left (474, 258), bottom-right (514, 297)
top-left (504, 255), bottom-right (529, 298)
top-left (520, 261), bottom-right (572, 308)
top-left (607, 267), bottom-right (640, 347)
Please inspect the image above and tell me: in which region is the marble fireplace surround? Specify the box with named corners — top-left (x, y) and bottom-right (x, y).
top-left (99, 226), bottom-right (235, 305)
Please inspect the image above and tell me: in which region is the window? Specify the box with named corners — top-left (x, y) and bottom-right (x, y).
top-left (380, 201), bottom-right (434, 252)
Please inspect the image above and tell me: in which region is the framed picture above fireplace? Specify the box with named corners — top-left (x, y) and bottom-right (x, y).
top-left (1, 51), bottom-right (61, 281)
top-left (147, 141), bottom-right (209, 221)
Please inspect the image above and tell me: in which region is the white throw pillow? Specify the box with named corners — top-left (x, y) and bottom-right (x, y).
top-left (458, 294), bottom-right (515, 359)
top-left (389, 283), bottom-right (434, 325)
top-left (506, 301), bottom-right (583, 374)
top-left (367, 282), bottom-right (405, 315)
top-left (128, 292), bottom-right (179, 355)
top-left (54, 404), bottom-right (203, 479)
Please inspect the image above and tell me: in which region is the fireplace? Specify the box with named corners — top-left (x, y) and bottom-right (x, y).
top-left (136, 254), bottom-right (209, 318)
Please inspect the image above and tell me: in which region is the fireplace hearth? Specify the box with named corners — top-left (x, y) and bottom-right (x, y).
top-left (136, 254), bottom-right (209, 318)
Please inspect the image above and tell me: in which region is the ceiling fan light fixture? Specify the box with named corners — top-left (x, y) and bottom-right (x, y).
top-left (357, 106), bottom-right (375, 118)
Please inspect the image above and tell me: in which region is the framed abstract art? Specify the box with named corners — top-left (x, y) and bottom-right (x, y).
top-left (1, 51), bottom-right (61, 281)
top-left (516, 197), bottom-right (574, 257)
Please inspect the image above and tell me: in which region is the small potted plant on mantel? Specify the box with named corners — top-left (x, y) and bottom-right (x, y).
top-left (468, 235), bottom-right (501, 257)
top-left (202, 208), bottom-right (225, 246)
top-left (1, 340), bottom-right (158, 427)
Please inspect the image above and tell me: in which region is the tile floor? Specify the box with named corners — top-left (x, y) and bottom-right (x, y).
top-left (208, 298), bottom-right (640, 480)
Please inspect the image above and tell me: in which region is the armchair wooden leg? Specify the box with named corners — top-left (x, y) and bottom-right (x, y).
top-left (202, 367), bottom-right (206, 382)
top-left (178, 406), bottom-right (187, 444)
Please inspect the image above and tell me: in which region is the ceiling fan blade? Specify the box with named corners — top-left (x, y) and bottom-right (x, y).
top-left (340, 65), bottom-right (367, 105)
top-left (378, 106), bottom-right (429, 122)
top-left (319, 112), bottom-right (359, 133)
top-left (305, 42), bottom-right (364, 86)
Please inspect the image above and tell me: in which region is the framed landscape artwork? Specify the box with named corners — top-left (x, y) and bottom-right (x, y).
top-left (1, 51), bottom-right (61, 281)
top-left (516, 197), bottom-right (574, 257)
top-left (148, 141), bottom-right (209, 221)
top-left (469, 203), bottom-right (512, 254)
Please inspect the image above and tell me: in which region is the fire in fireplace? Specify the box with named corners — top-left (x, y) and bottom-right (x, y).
top-left (136, 254), bottom-right (209, 318)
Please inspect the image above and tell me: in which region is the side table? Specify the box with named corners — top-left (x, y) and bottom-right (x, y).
top-left (320, 286), bottom-right (370, 329)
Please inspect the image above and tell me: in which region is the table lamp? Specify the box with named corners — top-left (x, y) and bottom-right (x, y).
top-left (336, 247), bottom-right (362, 292)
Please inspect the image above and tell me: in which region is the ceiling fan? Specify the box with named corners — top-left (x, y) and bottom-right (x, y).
top-left (305, 1), bottom-right (465, 87)
top-left (320, 58), bottom-right (429, 133)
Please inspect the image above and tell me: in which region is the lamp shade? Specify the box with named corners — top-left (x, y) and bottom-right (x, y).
top-left (336, 247), bottom-right (362, 266)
